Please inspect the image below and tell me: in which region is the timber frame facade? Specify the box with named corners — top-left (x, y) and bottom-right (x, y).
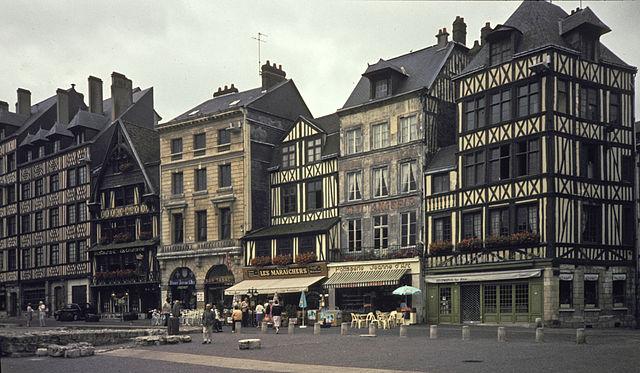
top-left (424, 2), bottom-right (637, 327)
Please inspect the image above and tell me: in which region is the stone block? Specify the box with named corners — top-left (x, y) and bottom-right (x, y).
top-left (65, 348), bottom-right (81, 358)
top-left (238, 339), bottom-right (261, 350)
top-left (35, 348), bottom-right (48, 356)
top-left (80, 347), bottom-right (95, 357)
top-left (48, 344), bottom-right (66, 357)
top-left (179, 335), bottom-right (192, 343)
top-left (165, 335), bottom-right (180, 344)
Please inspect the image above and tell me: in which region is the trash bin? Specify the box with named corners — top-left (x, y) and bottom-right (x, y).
top-left (168, 316), bottom-right (180, 335)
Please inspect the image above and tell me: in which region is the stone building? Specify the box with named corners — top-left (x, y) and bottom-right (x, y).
top-left (157, 62), bottom-right (312, 309)
top-left (424, 2), bottom-right (637, 327)
top-left (331, 19), bottom-right (471, 319)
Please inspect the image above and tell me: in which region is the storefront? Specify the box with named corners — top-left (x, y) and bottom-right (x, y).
top-left (325, 258), bottom-right (423, 322)
top-left (169, 267), bottom-right (197, 309)
top-left (204, 264), bottom-right (235, 308)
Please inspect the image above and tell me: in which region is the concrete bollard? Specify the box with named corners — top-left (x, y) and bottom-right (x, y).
top-left (535, 327), bottom-right (544, 342)
top-left (462, 326), bottom-right (471, 341)
top-left (341, 322), bottom-right (349, 336)
top-left (314, 323), bottom-right (321, 335)
top-left (261, 322), bottom-right (267, 334)
top-left (497, 327), bottom-right (506, 342)
top-left (368, 323), bottom-right (377, 336)
top-left (235, 321), bottom-right (242, 334)
top-left (288, 322), bottom-right (295, 335)
top-left (399, 324), bottom-right (408, 337)
top-left (576, 328), bottom-right (586, 344)
top-left (535, 317), bottom-right (543, 328)
top-left (429, 325), bottom-right (438, 339)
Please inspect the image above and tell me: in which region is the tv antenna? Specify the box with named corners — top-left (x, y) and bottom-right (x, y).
top-left (252, 32), bottom-right (267, 76)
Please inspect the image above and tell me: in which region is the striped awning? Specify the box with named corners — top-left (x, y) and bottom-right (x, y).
top-left (323, 268), bottom-right (408, 289)
top-left (224, 276), bottom-right (325, 296)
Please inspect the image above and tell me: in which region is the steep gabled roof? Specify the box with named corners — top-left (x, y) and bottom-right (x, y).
top-left (559, 7), bottom-right (611, 36)
top-left (68, 109), bottom-right (110, 131)
top-left (425, 145), bottom-right (457, 174)
top-left (0, 111), bottom-right (28, 127)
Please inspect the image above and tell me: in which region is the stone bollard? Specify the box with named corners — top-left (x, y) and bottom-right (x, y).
top-left (314, 323), bottom-right (321, 335)
top-left (535, 327), bottom-right (544, 343)
top-left (576, 328), bottom-right (586, 344)
top-left (368, 323), bottom-right (377, 336)
top-left (429, 325), bottom-right (438, 339)
top-left (261, 322), bottom-right (267, 334)
top-left (399, 324), bottom-right (408, 337)
top-left (462, 326), bottom-right (471, 341)
top-left (238, 339), bottom-right (261, 350)
top-left (341, 322), bottom-right (349, 336)
top-left (288, 322), bottom-right (295, 335)
top-left (535, 317), bottom-right (543, 328)
top-left (235, 321), bottom-right (242, 334)
top-left (497, 327), bottom-right (506, 342)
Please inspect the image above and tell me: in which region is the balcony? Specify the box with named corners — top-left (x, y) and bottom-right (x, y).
top-left (328, 244), bottom-right (423, 263)
top-left (159, 239), bottom-right (242, 256)
top-left (92, 270), bottom-right (160, 287)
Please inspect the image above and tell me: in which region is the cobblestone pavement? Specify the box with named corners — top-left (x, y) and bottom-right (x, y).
top-left (3, 324), bottom-right (640, 373)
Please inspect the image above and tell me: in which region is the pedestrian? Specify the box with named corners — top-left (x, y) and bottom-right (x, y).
top-left (271, 300), bottom-right (283, 334)
top-left (38, 301), bottom-right (46, 327)
top-left (213, 305), bottom-right (223, 332)
top-left (171, 300), bottom-right (182, 320)
top-left (201, 304), bottom-right (214, 344)
top-left (241, 298), bottom-right (249, 327)
top-left (26, 303), bottom-right (33, 327)
top-left (231, 306), bottom-right (242, 333)
top-left (255, 302), bottom-right (264, 327)
top-left (161, 298), bottom-right (171, 326)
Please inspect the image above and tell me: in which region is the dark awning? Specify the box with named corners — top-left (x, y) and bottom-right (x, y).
top-left (243, 217), bottom-right (339, 240)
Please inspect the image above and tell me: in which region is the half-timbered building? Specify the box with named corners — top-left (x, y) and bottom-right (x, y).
top-left (424, 2), bottom-right (637, 327)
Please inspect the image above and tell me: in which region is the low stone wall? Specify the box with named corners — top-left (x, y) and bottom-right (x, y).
top-left (0, 328), bottom-right (165, 357)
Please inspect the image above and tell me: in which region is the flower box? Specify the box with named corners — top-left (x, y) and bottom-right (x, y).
top-left (272, 255), bottom-right (293, 266)
top-left (295, 252), bottom-right (316, 264)
top-left (250, 256), bottom-right (272, 267)
top-left (456, 237), bottom-right (483, 253)
top-left (429, 241), bottom-right (453, 255)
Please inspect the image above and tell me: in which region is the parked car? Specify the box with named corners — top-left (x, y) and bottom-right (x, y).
top-left (55, 303), bottom-right (100, 322)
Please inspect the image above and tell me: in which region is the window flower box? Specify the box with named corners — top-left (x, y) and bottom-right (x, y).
top-left (429, 241), bottom-right (453, 255)
top-left (295, 252), bottom-right (316, 264)
top-left (509, 231), bottom-right (540, 245)
top-left (456, 237), bottom-right (483, 253)
top-left (272, 255), bottom-right (293, 266)
top-left (250, 256), bottom-right (272, 267)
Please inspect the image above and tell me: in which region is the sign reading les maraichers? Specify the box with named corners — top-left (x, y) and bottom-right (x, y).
top-left (245, 263), bottom-right (328, 279)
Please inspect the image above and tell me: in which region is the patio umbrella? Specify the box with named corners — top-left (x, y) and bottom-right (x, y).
top-left (392, 285), bottom-right (422, 306)
top-left (298, 291), bottom-right (308, 328)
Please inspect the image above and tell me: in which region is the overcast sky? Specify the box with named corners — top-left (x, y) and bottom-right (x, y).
top-left (1, 1), bottom-right (638, 122)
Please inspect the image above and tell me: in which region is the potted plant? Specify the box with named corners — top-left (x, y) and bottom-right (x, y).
top-left (272, 255), bottom-right (293, 266)
top-left (429, 240), bottom-right (453, 255)
top-left (456, 237), bottom-right (483, 253)
top-left (250, 256), bottom-right (272, 267)
top-left (485, 235), bottom-right (511, 248)
top-left (295, 252), bottom-right (316, 264)
top-left (510, 231), bottom-right (540, 245)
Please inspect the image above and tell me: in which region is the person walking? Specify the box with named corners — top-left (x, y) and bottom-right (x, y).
top-left (213, 305), bottom-right (223, 332)
top-left (171, 300), bottom-right (182, 319)
top-left (38, 301), bottom-right (46, 327)
top-left (271, 300), bottom-right (283, 334)
top-left (201, 304), bottom-right (215, 344)
top-left (26, 303), bottom-right (34, 327)
top-left (255, 302), bottom-right (264, 327)
top-left (241, 298), bottom-right (249, 327)
top-left (161, 298), bottom-right (172, 326)
top-left (231, 306), bottom-right (242, 333)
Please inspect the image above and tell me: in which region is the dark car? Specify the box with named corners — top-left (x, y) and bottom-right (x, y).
top-left (55, 303), bottom-right (100, 322)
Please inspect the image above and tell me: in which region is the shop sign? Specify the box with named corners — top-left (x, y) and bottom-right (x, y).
top-left (244, 263), bottom-right (328, 279)
top-left (205, 275), bottom-right (235, 285)
top-left (94, 247), bottom-right (146, 256)
top-left (341, 196), bottom-right (418, 215)
top-left (334, 262), bottom-right (413, 273)
top-left (169, 279), bottom-right (196, 286)
top-left (196, 292), bottom-right (204, 302)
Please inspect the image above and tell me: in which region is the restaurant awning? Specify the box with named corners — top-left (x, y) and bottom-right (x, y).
top-left (323, 268), bottom-right (408, 289)
top-left (224, 276), bottom-right (325, 296)
top-left (424, 268), bottom-right (542, 284)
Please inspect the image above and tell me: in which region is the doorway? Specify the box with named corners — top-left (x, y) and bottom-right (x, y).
top-left (461, 285), bottom-right (481, 323)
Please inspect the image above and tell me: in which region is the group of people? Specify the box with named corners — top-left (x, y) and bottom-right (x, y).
top-left (253, 299), bottom-right (283, 333)
top-left (25, 301), bottom-right (48, 327)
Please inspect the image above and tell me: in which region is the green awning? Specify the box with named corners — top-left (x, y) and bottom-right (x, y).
top-left (323, 268), bottom-right (408, 289)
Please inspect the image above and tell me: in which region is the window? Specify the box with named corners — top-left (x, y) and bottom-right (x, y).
top-left (463, 151), bottom-right (485, 187)
top-left (7, 153), bottom-right (15, 172)
top-left (219, 164), bottom-right (231, 188)
top-left (21, 182), bottom-right (30, 199)
top-left (67, 168), bottom-right (76, 188)
top-left (515, 283), bottom-right (529, 313)
top-left (559, 275), bottom-right (573, 308)
top-left (371, 123), bottom-right (389, 150)
top-left (276, 238), bottom-right (293, 257)
top-left (439, 287), bottom-right (452, 315)
top-left (580, 143), bottom-right (600, 180)
top-left (374, 79), bottom-right (389, 99)
top-left (193, 133), bottom-right (206, 156)
top-left (255, 240), bottom-right (270, 258)
top-left (77, 203), bottom-right (86, 222)
top-left (622, 156), bottom-right (634, 183)
top-left (432, 173), bottom-right (450, 194)
top-left (170, 138), bottom-right (183, 160)
top-left (78, 241), bottom-right (87, 262)
top-left (195, 210), bottom-right (207, 242)
top-left (50, 173), bottom-right (59, 193)
top-left (172, 213), bottom-right (184, 244)
top-left (306, 138), bottom-right (322, 163)
top-left (433, 216), bottom-right (452, 242)
top-left (484, 285), bottom-right (497, 314)
top-left (490, 39), bottom-right (512, 65)
top-left (516, 204), bottom-right (538, 234)
top-left (195, 168), bottom-right (207, 192)
top-left (488, 145), bottom-right (510, 182)
top-left (22, 248), bottom-right (31, 269)
top-left (515, 139), bottom-right (540, 177)
top-left (517, 82), bottom-right (540, 117)
top-left (67, 242), bottom-right (77, 263)
top-left (7, 216), bottom-right (15, 236)
top-left (50, 244), bottom-right (59, 265)
top-left (490, 89), bottom-right (511, 124)
top-left (612, 276), bottom-right (626, 308)
top-left (7, 185), bottom-right (15, 203)
top-left (400, 161), bottom-right (417, 193)
top-left (347, 219), bottom-right (362, 252)
top-left (124, 185), bottom-right (136, 205)
top-left (557, 79), bottom-right (569, 114)
top-left (306, 180), bottom-right (323, 210)
top-left (281, 144), bottom-right (295, 168)
top-left (21, 214), bottom-right (31, 233)
top-left (462, 212), bottom-right (482, 239)
top-left (401, 211), bottom-right (416, 247)
top-left (584, 275), bottom-right (598, 308)
top-left (581, 204), bottom-right (601, 243)
top-left (299, 236), bottom-right (314, 254)
top-left (281, 184), bottom-right (297, 215)
top-left (35, 178), bottom-right (44, 197)
top-left (489, 208), bottom-right (509, 237)
top-left (609, 92), bottom-right (621, 125)
top-left (219, 208), bottom-right (231, 240)
top-left (373, 215), bottom-right (388, 250)
top-left (347, 171), bottom-right (362, 201)
top-left (580, 86), bottom-right (599, 121)
top-left (218, 129), bottom-right (230, 147)
top-left (113, 187), bottom-right (125, 207)
top-left (500, 284), bottom-right (513, 313)
top-left (622, 206), bottom-right (634, 246)
top-left (67, 204), bottom-right (76, 224)
top-left (464, 97), bottom-right (485, 131)
top-left (8, 249), bottom-right (16, 270)
top-left (399, 115), bottom-right (418, 143)
top-left (35, 211), bottom-right (43, 231)
top-left (77, 166), bottom-right (87, 185)
top-left (372, 166), bottom-right (389, 197)
top-left (171, 172), bottom-right (183, 195)
top-left (345, 128), bottom-right (362, 155)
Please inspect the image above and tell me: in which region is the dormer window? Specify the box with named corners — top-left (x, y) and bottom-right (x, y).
top-left (54, 140), bottom-right (61, 152)
top-left (374, 79), bottom-right (389, 99)
top-left (75, 131), bottom-right (85, 145)
top-left (38, 146), bottom-right (45, 158)
top-left (490, 38), bottom-right (512, 65)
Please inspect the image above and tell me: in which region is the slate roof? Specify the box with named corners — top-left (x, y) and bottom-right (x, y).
top-left (68, 109), bottom-right (110, 131)
top-left (461, 2), bottom-right (631, 75)
top-left (46, 121), bottom-right (74, 139)
top-left (425, 145), bottom-right (457, 174)
top-left (312, 113), bottom-right (340, 157)
top-left (363, 58), bottom-right (408, 77)
top-left (30, 128), bottom-right (50, 144)
top-left (14, 95), bottom-right (58, 136)
top-left (243, 217), bottom-right (340, 239)
top-left (342, 42), bottom-right (456, 110)
top-left (0, 111), bottom-right (28, 127)
top-left (559, 7), bottom-right (611, 36)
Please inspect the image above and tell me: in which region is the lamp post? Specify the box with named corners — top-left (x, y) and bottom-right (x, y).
top-left (246, 288), bottom-right (258, 326)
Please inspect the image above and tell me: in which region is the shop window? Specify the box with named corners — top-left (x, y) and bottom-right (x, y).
top-left (400, 161), bottom-right (417, 193)
top-left (462, 212), bottom-right (481, 239)
top-left (195, 210), bottom-right (207, 242)
top-left (281, 144), bottom-right (295, 168)
top-left (580, 142), bottom-right (600, 180)
top-left (299, 236), bottom-right (314, 254)
top-left (499, 284), bottom-right (513, 314)
top-left (372, 166), bottom-right (389, 197)
top-left (399, 115), bottom-right (418, 143)
top-left (345, 128), bottom-right (362, 155)
top-left (193, 133), bottom-right (206, 157)
top-left (347, 171), bottom-right (362, 201)
top-left (609, 92), bottom-right (621, 125)
top-left (195, 168), bottom-right (207, 192)
top-left (171, 172), bottom-right (183, 195)
top-left (464, 97), bottom-right (485, 131)
top-left (584, 276), bottom-right (598, 308)
top-left (580, 86), bottom-right (599, 122)
top-left (219, 164), bottom-right (231, 188)
top-left (612, 276), bottom-right (626, 308)
top-left (219, 208), bottom-right (231, 240)
top-left (490, 89), bottom-right (511, 124)
top-left (373, 215), bottom-right (388, 250)
top-left (371, 122), bottom-right (389, 150)
top-left (281, 184), bottom-right (297, 215)
top-left (431, 172), bottom-right (449, 194)
top-left (170, 138), bottom-right (182, 160)
top-left (516, 204), bottom-right (538, 234)
top-left (515, 283), bottom-right (528, 313)
top-left (559, 276), bottom-right (573, 308)
top-left (172, 213), bottom-right (184, 244)
top-left (276, 238), bottom-right (292, 257)
top-left (488, 144), bottom-right (510, 182)
top-left (347, 219), bottom-right (362, 252)
top-left (463, 151), bottom-right (485, 187)
top-left (515, 139), bottom-right (539, 177)
top-left (557, 79), bottom-right (569, 114)
top-left (433, 216), bottom-right (451, 242)
top-left (484, 285), bottom-right (497, 314)
top-left (439, 287), bottom-right (452, 315)
top-left (516, 82), bottom-right (540, 117)
top-left (489, 208), bottom-right (509, 237)
top-left (306, 179), bottom-right (323, 210)
top-left (306, 138), bottom-right (322, 163)
top-left (581, 204), bottom-right (601, 244)
top-left (401, 211), bottom-right (416, 247)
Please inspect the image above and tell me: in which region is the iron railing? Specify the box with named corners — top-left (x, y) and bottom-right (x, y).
top-left (92, 271), bottom-right (160, 286)
top-left (328, 244), bottom-right (423, 262)
top-left (159, 239), bottom-right (241, 254)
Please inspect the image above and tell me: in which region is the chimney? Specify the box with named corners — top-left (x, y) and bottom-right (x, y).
top-left (111, 72), bottom-right (133, 121)
top-left (436, 28), bottom-right (449, 48)
top-left (261, 60), bottom-right (287, 91)
top-left (56, 89), bottom-right (70, 125)
top-left (470, 40), bottom-right (482, 55)
top-left (88, 76), bottom-right (103, 114)
top-left (17, 88), bottom-right (31, 116)
top-left (213, 83), bottom-right (239, 98)
top-left (452, 16), bottom-right (467, 46)
top-left (0, 101), bottom-right (8, 112)
top-left (481, 22), bottom-right (492, 45)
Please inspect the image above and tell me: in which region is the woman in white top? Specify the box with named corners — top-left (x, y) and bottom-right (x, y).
top-left (255, 303), bottom-right (265, 327)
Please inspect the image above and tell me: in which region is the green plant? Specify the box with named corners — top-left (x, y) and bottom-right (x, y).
top-left (429, 240), bottom-right (453, 254)
top-left (456, 237), bottom-right (483, 253)
top-left (510, 231), bottom-right (540, 245)
top-left (485, 235), bottom-right (511, 248)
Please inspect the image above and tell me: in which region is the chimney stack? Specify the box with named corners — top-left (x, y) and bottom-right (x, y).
top-left (111, 72), bottom-right (133, 121)
top-left (17, 88), bottom-right (31, 116)
top-left (436, 28), bottom-right (450, 48)
top-left (213, 83), bottom-right (239, 98)
top-left (481, 22), bottom-right (492, 45)
top-left (0, 101), bottom-right (8, 112)
top-left (452, 16), bottom-right (467, 46)
top-left (56, 89), bottom-right (70, 125)
top-left (88, 76), bottom-right (103, 114)
top-left (261, 61), bottom-right (287, 91)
